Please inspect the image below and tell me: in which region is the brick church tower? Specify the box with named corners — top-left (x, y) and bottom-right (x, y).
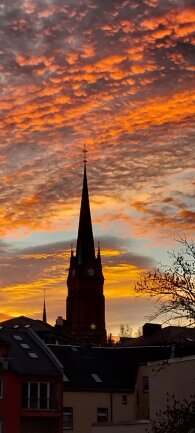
top-left (66, 157), bottom-right (107, 345)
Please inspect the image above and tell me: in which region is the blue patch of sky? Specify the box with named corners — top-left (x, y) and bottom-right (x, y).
top-left (7, 229), bottom-right (76, 250)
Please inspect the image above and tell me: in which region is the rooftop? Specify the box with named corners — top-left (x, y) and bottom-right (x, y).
top-left (0, 328), bottom-right (62, 376)
top-left (48, 344), bottom-right (172, 391)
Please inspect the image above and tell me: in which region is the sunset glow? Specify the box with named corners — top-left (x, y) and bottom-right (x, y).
top-left (0, 0), bottom-right (194, 334)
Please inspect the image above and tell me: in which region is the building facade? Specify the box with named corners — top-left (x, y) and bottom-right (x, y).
top-left (49, 343), bottom-right (173, 433)
top-left (0, 329), bottom-right (63, 433)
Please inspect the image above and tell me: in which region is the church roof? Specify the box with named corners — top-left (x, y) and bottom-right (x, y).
top-left (76, 163), bottom-right (95, 264)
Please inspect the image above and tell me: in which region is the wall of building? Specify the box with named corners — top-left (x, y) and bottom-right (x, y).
top-left (63, 390), bottom-right (135, 433)
top-left (0, 371), bottom-right (21, 433)
top-left (134, 365), bottom-right (149, 420)
top-left (21, 416), bottom-right (61, 433)
top-left (111, 393), bottom-right (134, 423)
top-left (149, 356), bottom-right (195, 420)
top-left (91, 420), bottom-right (150, 433)
top-left (0, 371), bottom-right (63, 433)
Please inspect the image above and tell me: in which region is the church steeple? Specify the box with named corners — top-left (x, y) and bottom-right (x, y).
top-left (66, 150), bottom-right (106, 345)
top-left (76, 161), bottom-right (95, 265)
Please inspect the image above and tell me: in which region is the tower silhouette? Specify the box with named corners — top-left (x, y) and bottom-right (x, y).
top-left (66, 156), bottom-right (106, 345)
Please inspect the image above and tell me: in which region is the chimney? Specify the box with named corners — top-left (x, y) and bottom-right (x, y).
top-left (143, 323), bottom-right (161, 337)
top-left (56, 316), bottom-right (63, 326)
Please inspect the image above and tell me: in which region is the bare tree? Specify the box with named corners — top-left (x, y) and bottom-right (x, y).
top-left (119, 324), bottom-right (132, 338)
top-left (136, 238), bottom-right (195, 325)
top-left (148, 394), bottom-right (195, 433)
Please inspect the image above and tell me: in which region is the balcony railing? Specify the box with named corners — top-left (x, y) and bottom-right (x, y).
top-left (21, 397), bottom-right (59, 410)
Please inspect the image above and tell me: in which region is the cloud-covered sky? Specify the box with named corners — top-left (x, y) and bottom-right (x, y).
top-left (0, 0), bottom-right (194, 334)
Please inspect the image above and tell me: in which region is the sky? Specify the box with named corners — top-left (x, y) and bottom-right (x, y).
top-left (0, 0), bottom-right (195, 336)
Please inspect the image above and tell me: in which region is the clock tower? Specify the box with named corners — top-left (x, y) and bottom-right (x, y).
top-left (66, 156), bottom-right (106, 345)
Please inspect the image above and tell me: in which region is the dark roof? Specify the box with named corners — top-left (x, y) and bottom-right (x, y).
top-left (48, 345), bottom-right (172, 392)
top-left (0, 315), bottom-right (53, 332)
top-left (121, 326), bottom-right (195, 346)
top-left (0, 315), bottom-right (80, 345)
top-left (0, 329), bottom-right (62, 376)
top-left (0, 337), bottom-right (9, 346)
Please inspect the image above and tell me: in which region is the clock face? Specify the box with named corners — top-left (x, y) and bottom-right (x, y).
top-left (87, 268), bottom-right (94, 276)
top-left (72, 269), bottom-right (76, 277)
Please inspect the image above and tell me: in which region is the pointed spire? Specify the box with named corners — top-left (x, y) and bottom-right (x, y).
top-left (43, 289), bottom-right (47, 323)
top-left (76, 148), bottom-right (95, 264)
top-left (97, 241), bottom-right (102, 265)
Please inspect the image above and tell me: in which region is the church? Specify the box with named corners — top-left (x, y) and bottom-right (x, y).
top-left (56, 155), bottom-right (107, 346)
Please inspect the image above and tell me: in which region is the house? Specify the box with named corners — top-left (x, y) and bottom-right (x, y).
top-left (48, 343), bottom-right (173, 433)
top-left (148, 354), bottom-right (195, 422)
top-left (90, 351), bottom-right (195, 433)
top-left (0, 328), bottom-right (63, 433)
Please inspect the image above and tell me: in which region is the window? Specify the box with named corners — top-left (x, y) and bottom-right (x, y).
top-left (28, 352), bottom-right (38, 359)
top-left (63, 374), bottom-right (69, 382)
top-left (63, 407), bottom-right (73, 430)
top-left (13, 335), bottom-right (23, 340)
top-left (0, 381), bottom-right (3, 399)
top-left (97, 408), bottom-right (108, 423)
top-left (91, 373), bottom-right (102, 383)
top-left (21, 382), bottom-right (58, 410)
top-left (142, 376), bottom-right (149, 393)
top-left (20, 343), bottom-right (30, 349)
top-left (122, 395), bottom-right (127, 405)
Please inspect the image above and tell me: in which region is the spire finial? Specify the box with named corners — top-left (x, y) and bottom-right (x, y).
top-left (83, 144), bottom-right (88, 166)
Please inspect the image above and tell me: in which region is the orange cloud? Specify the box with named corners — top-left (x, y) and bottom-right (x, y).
top-left (66, 52), bottom-right (79, 65)
top-left (120, 20), bottom-right (135, 33)
top-left (131, 62), bottom-right (158, 74)
top-left (81, 43), bottom-right (96, 59)
top-left (178, 209), bottom-right (195, 221)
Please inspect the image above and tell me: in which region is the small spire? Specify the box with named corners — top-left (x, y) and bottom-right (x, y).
top-left (97, 241), bottom-right (102, 266)
top-left (43, 289), bottom-right (47, 323)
